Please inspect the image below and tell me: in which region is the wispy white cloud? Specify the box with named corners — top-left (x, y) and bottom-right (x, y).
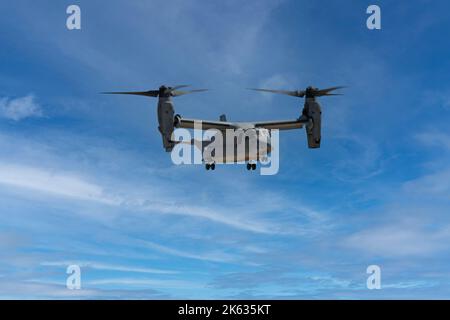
top-left (415, 131), bottom-right (450, 152)
top-left (0, 161), bottom-right (274, 234)
top-left (403, 169), bottom-right (450, 198)
top-left (0, 280), bottom-right (168, 299)
top-left (328, 133), bottom-right (385, 183)
top-left (341, 128), bottom-right (450, 258)
top-left (406, 131), bottom-right (450, 197)
top-left (0, 162), bottom-right (121, 205)
top-left (41, 261), bottom-right (178, 275)
top-left (140, 240), bottom-right (238, 264)
top-left (146, 202), bottom-right (279, 235)
top-left (0, 144), bottom-right (324, 236)
top-left (382, 280), bottom-right (437, 290)
top-left (342, 224), bottom-right (450, 257)
top-left (86, 278), bottom-right (202, 289)
top-left (0, 95), bottom-right (42, 121)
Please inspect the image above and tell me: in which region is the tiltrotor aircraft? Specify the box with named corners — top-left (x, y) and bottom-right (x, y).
top-left (102, 84), bottom-right (343, 170)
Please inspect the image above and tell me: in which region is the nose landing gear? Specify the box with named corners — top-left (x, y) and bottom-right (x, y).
top-left (246, 162), bottom-right (257, 171)
top-left (205, 163), bottom-right (216, 171)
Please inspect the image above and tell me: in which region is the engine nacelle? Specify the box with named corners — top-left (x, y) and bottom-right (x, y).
top-left (304, 100), bottom-right (321, 148)
top-left (157, 97), bottom-right (175, 152)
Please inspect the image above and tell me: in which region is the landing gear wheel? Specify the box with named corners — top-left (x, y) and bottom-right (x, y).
top-left (205, 164), bottom-right (210, 170)
top-left (211, 163), bottom-right (216, 170)
top-left (246, 163), bottom-right (251, 171)
top-left (251, 163), bottom-right (256, 170)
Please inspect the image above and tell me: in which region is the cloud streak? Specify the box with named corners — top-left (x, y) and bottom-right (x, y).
top-left (41, 261), bottom-right (178, 275)
top-left (0, 95), bottom-right (42, 121)
top-left (0, 162), bottom-right (121, 205)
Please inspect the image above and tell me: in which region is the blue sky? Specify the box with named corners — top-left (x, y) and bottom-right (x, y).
top-left (0, 0), bottom-right (450, 299)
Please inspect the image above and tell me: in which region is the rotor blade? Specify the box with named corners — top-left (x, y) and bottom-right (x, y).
top-left (169, 85), bottom-right (190, 91)
top-left (248, 88), bottom-right (305, 97)
top-left (172, 89), bottom-right (208, 97)
top-left (101, 90), bottom-right (159, 97)
top-left (315, 86), bottom-right (346, 96)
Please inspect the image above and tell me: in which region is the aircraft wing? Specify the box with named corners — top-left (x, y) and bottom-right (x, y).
top-left (175, 116), bottom-right (308, 131)
top-left (174, 117), bottom-right (236, 130)
top-left (253, 118), bottom-right (308, 130)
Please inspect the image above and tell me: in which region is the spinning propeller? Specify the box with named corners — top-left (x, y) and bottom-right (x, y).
top-left (248, 86), bottom-right (345, 98)
top-left (102, 85), bottom-right (207, 98)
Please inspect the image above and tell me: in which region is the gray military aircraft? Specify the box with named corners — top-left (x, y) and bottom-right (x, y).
top-left (102, 85), bottom-right (343, 170)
